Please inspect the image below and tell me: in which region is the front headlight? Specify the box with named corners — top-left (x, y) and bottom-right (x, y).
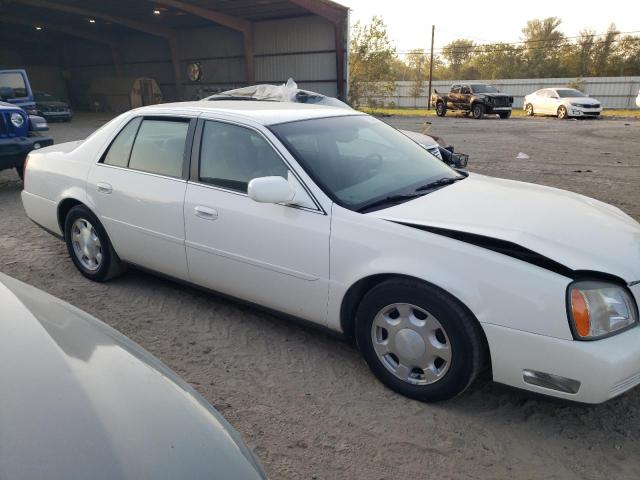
top-left (10, 112), bottom-right (25, 128)
top-left (570, 102), bottom-right (580, 107)
top-left (568, 281), bottom-right (638, 340)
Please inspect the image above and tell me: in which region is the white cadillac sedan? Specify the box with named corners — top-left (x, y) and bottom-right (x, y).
top-left (22, 101), bottom-right (640, 404)
top-left (524, 88), bottom-right (603, 118)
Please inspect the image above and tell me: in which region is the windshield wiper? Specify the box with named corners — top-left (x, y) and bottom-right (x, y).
top-left (357, 193), bottom-right (425, 213)
top-left (415, 176), bottom-right (465, 192)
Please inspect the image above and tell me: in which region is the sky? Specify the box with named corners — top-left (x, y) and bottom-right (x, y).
top-left (333, 0), bottom-right (640, 54)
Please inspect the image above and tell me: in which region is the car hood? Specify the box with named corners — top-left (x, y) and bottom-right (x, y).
top-left (370, 174), bottom-right (640, 282)
top-left (480, 92), bottom-right (511, 98)
top-left (38, 100), bottom-right (69, 108)
top-left (0, 100), bottom-right (22, 112)
top-left (563, 97), bottom-right (599, 105)
top-left (0, 274), bottom-right (266, 480)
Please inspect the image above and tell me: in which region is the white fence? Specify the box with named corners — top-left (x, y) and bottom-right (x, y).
top-left (374, 77), bottom-right (640, 109)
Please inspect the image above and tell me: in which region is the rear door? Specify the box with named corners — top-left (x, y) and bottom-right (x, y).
top-left (87, 114), bottom-right (196, 280)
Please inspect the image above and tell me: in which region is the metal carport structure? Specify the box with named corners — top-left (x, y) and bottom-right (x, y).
top-left (0, 0), bottom-right (349, 108)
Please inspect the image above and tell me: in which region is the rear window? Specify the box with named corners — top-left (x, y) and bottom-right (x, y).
top-left (128, 119), bottom-right (189, 178)
top-left (103, 117), bottom-right (142, 168)
top-left (0, 72), bottom-right (28, 98)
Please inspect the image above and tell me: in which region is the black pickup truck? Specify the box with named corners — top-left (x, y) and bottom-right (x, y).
top-left (431, 83), bottom-right (514, 119)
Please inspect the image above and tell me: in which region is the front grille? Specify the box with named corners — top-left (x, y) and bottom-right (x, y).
top-left (0, 112), bottom-right (13, 137)
top-left (492, 97), bottom-right (509, 107)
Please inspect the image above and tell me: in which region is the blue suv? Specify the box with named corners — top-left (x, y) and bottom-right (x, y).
top-left (1, 69), bottom-right (53, 179)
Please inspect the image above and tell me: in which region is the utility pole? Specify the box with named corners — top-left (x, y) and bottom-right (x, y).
top-left (427, 24), bottom-right (435, 109)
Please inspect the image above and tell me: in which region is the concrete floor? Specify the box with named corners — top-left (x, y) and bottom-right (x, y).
top-left (1, 113), bottom-right (640, 480)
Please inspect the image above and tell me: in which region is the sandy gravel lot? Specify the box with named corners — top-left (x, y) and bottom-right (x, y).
top-left (1, 113), bottom-right (640, 479)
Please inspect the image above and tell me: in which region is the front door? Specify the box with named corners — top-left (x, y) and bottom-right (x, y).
top-left (184, 119), bottom-right (330, 324)
top-left (87, 115), bottom-right (194, 280)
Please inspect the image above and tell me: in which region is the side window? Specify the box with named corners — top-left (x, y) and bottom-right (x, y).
top-left (199, 121), bottom-right (288, 193)
top-left (451, 85), bottom-right (461, 94)
top-left (103, 117), bottom-right (142, 168)
top-left (128, 119), bottom-right (189, 178)
top-left (461, 85), bottom-right (471, 94)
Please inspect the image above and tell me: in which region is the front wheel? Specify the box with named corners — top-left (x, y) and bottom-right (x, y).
top-left (557, 105), bottom-right (568, 119)
top-left (64, 205), bottom-right (125, 282)
top-left (355, 279), bottom-right (486, 402)
top-left (435, 102), bottom-right (446, 117)
top-left (472, 103), bottom-right (485, 119)
top-left (16, 164), bottom-right (24, 181)
top-left (499, 111), bottom-right (512, 119)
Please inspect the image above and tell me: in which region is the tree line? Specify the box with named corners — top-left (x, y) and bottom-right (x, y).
top-left (348, 16), bottom-right (640, 106)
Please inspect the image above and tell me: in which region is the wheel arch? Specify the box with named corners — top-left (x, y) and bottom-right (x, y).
top-left (339, 273), bottom-right (491, 370)
top-left (57, 197), bottom-right (87, 235)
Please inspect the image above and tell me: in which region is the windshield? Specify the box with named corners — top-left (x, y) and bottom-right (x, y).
top-left (0, 72), bottom-right (27, 98)
top-left (470, 84), bottom-right (499, 93)
top-left (271, 115), bottom-right (459, 211)
top-left (556, 89), bottom-right (585, 98)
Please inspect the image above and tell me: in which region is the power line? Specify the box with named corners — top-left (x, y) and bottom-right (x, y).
top-left (395, 29), bottom-right (640, 55)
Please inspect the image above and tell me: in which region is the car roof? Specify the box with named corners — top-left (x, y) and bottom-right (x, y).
top-left (135, 100), bottom-right (363, 126)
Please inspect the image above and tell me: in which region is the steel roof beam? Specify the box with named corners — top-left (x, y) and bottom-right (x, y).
top-left (153, 0), bottom-right (255, 85)
top-left (13, 0), bottom-right (184, 98)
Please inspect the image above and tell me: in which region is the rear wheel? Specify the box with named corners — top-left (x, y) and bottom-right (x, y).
top-left (16, 164), bottom-right (24, 181)
top-left (557, 105), bottom-right (568, 119)
top-left (355, 279), bottom-right (486, 402)
top-left (64, 205), bottom-right (125, 282)
top-left (472, 103), bottom-right (485, 119)
top-left (435, 102), bottom-right (446, 117)
top-left (525, 103), bottom-right (534, 116)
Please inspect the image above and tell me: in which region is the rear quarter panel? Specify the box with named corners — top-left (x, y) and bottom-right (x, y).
top-left (22, 114), bottom-right (132, 235)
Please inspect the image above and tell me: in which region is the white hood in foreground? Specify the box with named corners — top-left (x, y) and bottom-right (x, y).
top-left (371, 174), bottom-right (640, 282)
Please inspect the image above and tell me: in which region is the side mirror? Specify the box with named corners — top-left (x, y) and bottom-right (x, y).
top-left (248, 176), bottom-right (295, 204)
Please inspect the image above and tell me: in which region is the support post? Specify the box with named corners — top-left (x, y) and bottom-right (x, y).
top-left (428, 25), bottom-right (435, 109)
top-left (243, 26), bottom-right (255, 85)
top-left (335, 18), bottom-right (346, 100)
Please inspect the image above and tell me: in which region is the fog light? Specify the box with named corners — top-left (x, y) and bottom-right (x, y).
top-left (33, 143), bottom-right (41, 149)
top-left (523, 369), bottom-right (580, 394)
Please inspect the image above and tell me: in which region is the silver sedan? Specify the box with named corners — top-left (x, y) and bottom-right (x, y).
top-left (0, 272), bottom-right (267, 480)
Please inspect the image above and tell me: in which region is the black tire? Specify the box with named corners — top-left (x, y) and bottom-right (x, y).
top-left (557, 105), bottom-right (568, 119)
top-left (64, 205), bottom-right (125, 282)
top-left (435, 102), bottom-right (446, 117)
top-left (355, 278), bottom-right (486, 402)
top-left (472, 103), bottom-right (484, 119)
top-left (525, 103), bottom-right (534, 116)
top-left (16, 163), bottom-right (24, 181)
top-left (499, 111), bottom-right (511, 119)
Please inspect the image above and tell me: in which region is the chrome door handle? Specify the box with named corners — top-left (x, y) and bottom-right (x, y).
top-left (96, 182), bottom-right (112, 194)
top-left (194, 206), bottom-right (218, 220)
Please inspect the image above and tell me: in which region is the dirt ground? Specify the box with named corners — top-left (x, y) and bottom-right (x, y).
top-left (1, 113), bottom-right (640, 480)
